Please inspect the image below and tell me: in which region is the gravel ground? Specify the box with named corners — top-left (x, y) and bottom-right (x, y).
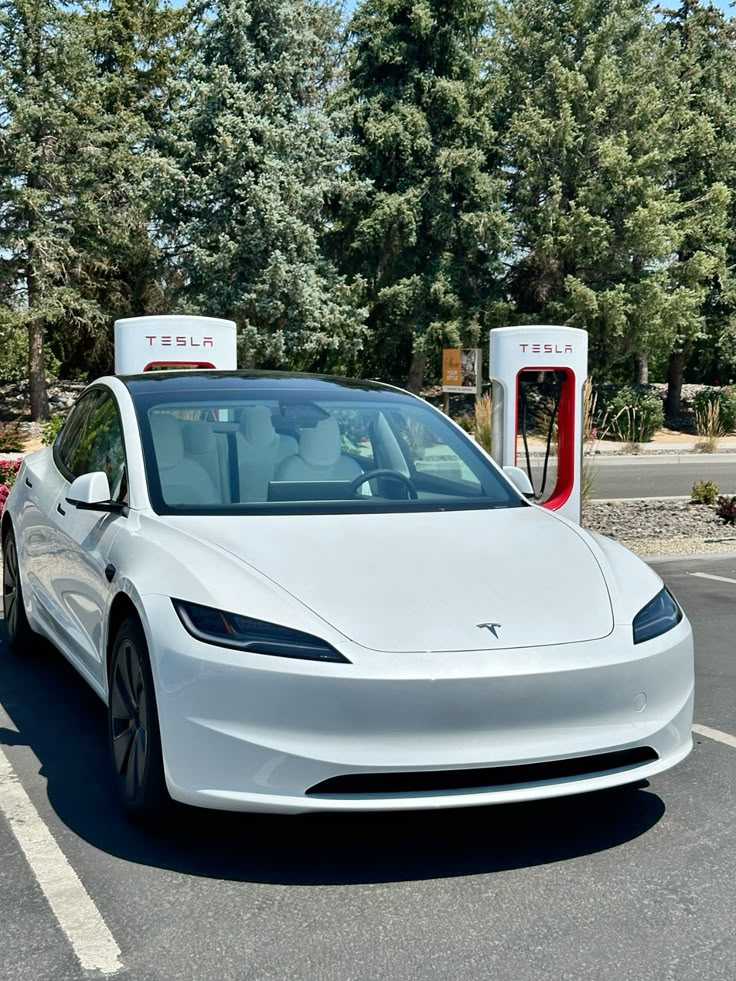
top-left (584, 498), bottom-right (736, 556)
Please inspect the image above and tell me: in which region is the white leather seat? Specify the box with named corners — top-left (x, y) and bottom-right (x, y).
top-left (150, 414), bottom-right (220, 506)
top-left (276, 416), bottom-right (363, 483)
top-left (235, 406), bottom-right (297, 502)
top-left (182, 421), bottom-right (229, 501)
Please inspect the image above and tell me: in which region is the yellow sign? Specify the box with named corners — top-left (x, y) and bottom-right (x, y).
top-left (442, 349), bottom-right (481, 394)
top-left (442, 349), bottom-right (462, 387)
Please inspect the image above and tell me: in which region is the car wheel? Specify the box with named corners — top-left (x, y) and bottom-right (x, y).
top-left (108, 616), bottom-right (170, 823)
top-left (2, 528), bottom-right (35, 652)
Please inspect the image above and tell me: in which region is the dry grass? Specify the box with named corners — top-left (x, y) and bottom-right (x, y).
top-left (608, 405), bottom-right (648, 445)
top-left (582, 380), bottom-right (602, 507)
top-left (694, 401), bottom-right (724, 453)
top-left (474, 393), bottom-right (492, 454)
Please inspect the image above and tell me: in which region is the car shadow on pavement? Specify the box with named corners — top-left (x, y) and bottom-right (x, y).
top-left (0, 628), bottom-right (666, 886)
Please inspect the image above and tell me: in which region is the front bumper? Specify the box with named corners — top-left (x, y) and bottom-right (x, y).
top-left (143, 595), bottom-right (694, 814)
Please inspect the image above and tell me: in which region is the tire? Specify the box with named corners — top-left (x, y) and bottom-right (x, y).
top-left (108, 616), bottom-right (170, 823)
top-left (2, 527), bottom-right (35, 652)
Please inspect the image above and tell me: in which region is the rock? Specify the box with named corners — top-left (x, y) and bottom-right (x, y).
top-left (583, 498), bottom-right (736, 556)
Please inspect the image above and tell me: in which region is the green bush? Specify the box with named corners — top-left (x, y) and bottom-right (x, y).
top-left (605, 386), bottom-right (664, 443)
top-left (0, 421), bottom-right (25, 452)
top-left (42, 414), bottom-right (65, 445)
top-left (454, 413), bottom-right (475, 434)
top-left (691, 479), bottom-right (719, 505)
top-left (692, 388), bottom-right (736, 435)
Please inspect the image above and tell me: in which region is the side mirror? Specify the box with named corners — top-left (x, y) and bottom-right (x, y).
top-left (67, 472), bottom-right (125, 514)
top-left (503, 465), bottom-right (534, 498)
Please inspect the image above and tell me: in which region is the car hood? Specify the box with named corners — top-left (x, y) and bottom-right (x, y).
top-left (162, 506), bottom-right (614, 653)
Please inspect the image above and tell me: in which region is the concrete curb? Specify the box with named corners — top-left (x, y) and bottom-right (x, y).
top-left (587, 453), bottom-right (736, 467)
top-left (646, 551), bottom-right (736, 564)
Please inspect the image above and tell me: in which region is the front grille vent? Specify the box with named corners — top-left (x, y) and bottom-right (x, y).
top-left (305, 746), bottom-right (658, 796)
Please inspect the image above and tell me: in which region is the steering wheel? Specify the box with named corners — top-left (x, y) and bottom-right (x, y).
top-left (350, 469), bottom-right (418, 500)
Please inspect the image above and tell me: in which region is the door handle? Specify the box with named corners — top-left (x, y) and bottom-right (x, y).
top-left (57, 503), bottom-right (66, 516)
top-left (25, 477), bottom-right (32, 488)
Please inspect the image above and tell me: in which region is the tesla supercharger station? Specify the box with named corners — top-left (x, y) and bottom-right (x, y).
top-left (489, 325), bottom-right (588, 524)
top-left (114, 315), bottom-right (237, 374)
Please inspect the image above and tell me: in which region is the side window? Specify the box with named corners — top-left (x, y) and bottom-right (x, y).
top-left (58, 390), bottom-right (127, 501)
top-left (389, 411), bottom-right (480, 488)
top-left (56, 392), bottom-right (101, 476)
top-left (331, 408), bottom-right (374, 460)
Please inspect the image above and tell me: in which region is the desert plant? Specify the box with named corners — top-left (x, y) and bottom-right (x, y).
top-left (606, 386), bottom-right (664, 443)
top-left (41, 414), bottom-right (65, 445)
top-left (716, 495), bottom-right (736, 524)
top-left (693, 388), bottom-right (736, 435)
top-left (0, 421), bottom-right (25, 453)
top-left (474, 393), bottom-right (492, 454)
top-left (691, 479), bottom-right (719, 505)
top-left (693, 399), bottom-right (724, 452)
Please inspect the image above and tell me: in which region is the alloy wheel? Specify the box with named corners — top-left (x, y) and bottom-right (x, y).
top-left (110, 641), bottom-right (150, 801)
top-left (3, 535), bottom-right (19, 639)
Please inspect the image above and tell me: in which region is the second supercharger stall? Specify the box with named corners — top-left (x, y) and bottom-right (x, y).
top-left (489, 325), bottom-right (588, 524)
top-left (114, 315), bottom-right (237, 374)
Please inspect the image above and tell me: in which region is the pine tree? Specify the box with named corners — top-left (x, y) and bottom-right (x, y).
top-left (337, 0), bottom-right (508, 389)
top-left (161, 0), bottom-right (364, 371)
top-left (48, 0), bottom-right (185, 379)
top-left (0, 0), bottom-right (83, 416)
top-left (0, 0), bottom-right (176, 412)
top-left (490, 0), bottom-right (724, 384)
top-left (660, 0), bottom-right (736, 412)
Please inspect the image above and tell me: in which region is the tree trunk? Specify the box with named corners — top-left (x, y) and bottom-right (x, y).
top-left (633, 352), bottom-right (649, 385)
top-left (27, 254), bottom-right (49, 421)
top-left (665, 350), bottom-right (685, 422)
top-left (406, 350), bottom-right (427, 394)
top-left (26, 13), bottom-right (49, 420)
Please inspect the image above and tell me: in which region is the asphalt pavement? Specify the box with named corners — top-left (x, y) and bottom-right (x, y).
top-left (0, 556), bottom-right (735, 981)
top-left (530, 453), bottom-right (736, 499)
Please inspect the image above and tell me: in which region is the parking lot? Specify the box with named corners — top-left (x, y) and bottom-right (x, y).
top-left (0, 555), bottom-right (734, 981)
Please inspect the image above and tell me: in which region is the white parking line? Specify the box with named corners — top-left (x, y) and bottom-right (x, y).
top-left (0, 743), bottom-right (123, 975)
top-left (688, 572), bottom-right (736, 585)
top-left (692, 723), bottom-right (736, 750)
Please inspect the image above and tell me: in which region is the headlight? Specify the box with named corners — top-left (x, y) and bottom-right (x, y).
top-left (173, 599), bottom-right (350, 663)
top-left (632, 587), bottom-right (683, 645)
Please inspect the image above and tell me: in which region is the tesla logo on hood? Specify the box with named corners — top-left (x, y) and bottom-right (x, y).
top-left (477, 622), bottom-right (502, 639)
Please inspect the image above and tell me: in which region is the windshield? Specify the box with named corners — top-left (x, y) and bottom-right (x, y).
top-left (132, 384), bottom-right (523, 515)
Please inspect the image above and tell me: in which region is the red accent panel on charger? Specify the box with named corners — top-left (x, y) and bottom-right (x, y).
top-left (513, 367), bottom-right (576, 512)
top-left (142, 360), bottom-right (216, 371)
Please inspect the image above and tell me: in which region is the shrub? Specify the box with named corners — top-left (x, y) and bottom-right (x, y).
top-left (605, 386), bottom-right (664, 443)
top-left (0, 421), bottom-right (25, 453)
top-left (474, 393), bottom-right (492, 454)
top-left (693, 388), bottom-right (736, 435)
top-left (454, 413), bottom-right (475, 434)
top-left (42, 414), bottom-right (65, 445)
top-left (691, 480), bottom-right (719, 505)
top-left (716, 495), bottom-right (736, 524)
top-left (0, 457), bottom-right (22, 517)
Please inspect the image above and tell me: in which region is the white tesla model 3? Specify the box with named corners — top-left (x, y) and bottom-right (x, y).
top-left (1, 371), bottom-right (694, 821)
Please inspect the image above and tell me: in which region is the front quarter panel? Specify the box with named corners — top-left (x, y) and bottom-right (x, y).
top-left (584, 531), bottom-right (668, 624)
top-left (106, 511), bottom-right (348, 661)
